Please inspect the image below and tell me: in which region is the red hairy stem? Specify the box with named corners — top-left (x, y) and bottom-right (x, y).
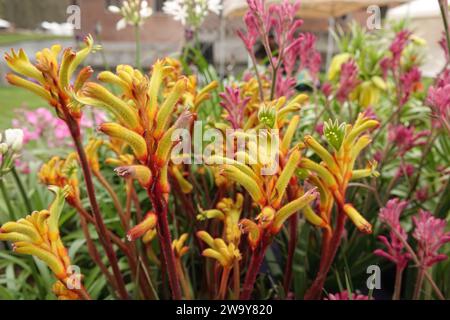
top-left (304, 210), bottom-right (346, 300)
top-left (67, 119), bottom-right (128, 300)
top-left (240, 237), bottom-right (270, 300)
top-left (147, 185), bottom-right (182, 300)
top-left (283, 213), bottom-right (298, 294)
top-left (393, 265), bottom-right (404, 300)
top-left (79, 215), bottom-right (117, 290)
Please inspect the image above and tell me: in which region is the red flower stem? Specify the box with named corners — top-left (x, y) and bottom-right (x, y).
top-left (304, 210), bottom-right (346, 300)
top-left (68, 119), bottom-right (128, 300)
top-left (240, 238), bottom-right (270, 300)
top-left (413, 267), bottom-right (425, 300)
top-left (283, 213), bottom-right (298, 294)
top-left (217, 267), bottom-right (231, 300)
top-left (393, 265), bottom-right (404, 300)
top-left (147, 186), bottom-right (182, 300)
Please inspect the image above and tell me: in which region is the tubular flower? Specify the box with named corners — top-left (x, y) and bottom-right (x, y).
top-left (126, 211), bottom-right (158, 241)
top-left (412, 210), bottom-right (450, 268)
top-left (5, 36), bottom-right (97, 122)
top-left (38, 154), bottom-right (80, 206)
top-left (79, 59), bottom-right (212, 198)
top-left (197, 193), bottom-right (244, 245)
top-left (0, 186), bottom-right (87, 299)
top-left (300, 113), bottom-right (380, 233)
top-left (172, 233), bottom-right (190, 259)
top-left (197, 231), bottom-right (241, 269)
top-left (374, 199), bottom-right (411, 270)
top-left (85, 138), bottom-right (104, 173)
top-left (208, 138), bottom-right (318, 247)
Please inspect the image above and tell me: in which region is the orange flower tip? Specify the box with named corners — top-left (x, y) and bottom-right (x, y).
top-left (358, 223), bottom-right (373, 234)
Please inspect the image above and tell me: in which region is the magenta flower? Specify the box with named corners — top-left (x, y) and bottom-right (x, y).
top-left (336, 59), bottom-right (360, 103)
top-left (390, 30), bottom-right (411, 69)
top-left (395, 163), bottom-right (415, 179)
top-left (439, 32), bottom-right (449, 63)
top-left (374, 198), bottom-right (411, 271)
top-left (387, 124), bottom-right (430, 156)
top-left (427, 70), bottom-right (450, 133)
top-left (412, 210), bottom-right (450, 268)
top-left (219, 86), bottom-right (250, 129)
top-left (325, 290), bottom-right (370, 300)
top-left (399, 67), bottom-right (421, 106)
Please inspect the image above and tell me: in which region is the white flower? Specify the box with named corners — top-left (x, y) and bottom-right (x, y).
top-left (116, 18), bottom-right (127, 30)
top-left (108, 5), bottom-right (121, 13)
top-left (163, 0), bottom-right (188, 25)
top-left (109, 0), bottom-right (153, 30)
top-left (4, 129), bottom-right (24, 152)
top-left (0, 143), bottom-right (8, 155)
top-left (207, 0), bottom-right (222, 15)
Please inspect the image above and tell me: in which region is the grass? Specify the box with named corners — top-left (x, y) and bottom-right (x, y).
top-left (0, 32), bottom-right (71, 46)
top-left (0, 86), bottom-right (46, 128)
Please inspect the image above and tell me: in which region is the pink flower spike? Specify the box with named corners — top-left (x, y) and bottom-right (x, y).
top-left (412, 210), bottom-right (450, 268)
top-left (375, 198), bottom-right (411, 270)
top-left (325, 290), bottom-right (370, 300)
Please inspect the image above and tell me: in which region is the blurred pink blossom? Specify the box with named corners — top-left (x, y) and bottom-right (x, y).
top-left (374, 198), bottom-right (411, 271)
top-left (427, 69), bottom-right (450, 133)
top-left (387, 124), bottom-right (430, 156)
top-left (219, 86), bottom-right (250, 129)
top-left (399, 67), bottom-right (421, 106)
top-left (336, 59), bottom-right (360, 103)
top-left (412, 210), bottom-right (450, 268)
top-left (325, 291), bottom-right (370, 300)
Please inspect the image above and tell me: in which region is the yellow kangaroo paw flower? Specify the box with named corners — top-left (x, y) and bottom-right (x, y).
top-left (221, 164), bottom-right (265, 206)
top-left (239, 219), bottom-right (260, 250)
top-left (154, 78), bottom-right (187, 139)
top-left (343, 204), bottom-right (372, 234)
top-left (196, 231), bottom-right (215, 248)
top-left (300, 158), bottom-right (338, 188)
top-left (171, 166), bottom-right (193, 194)
top-left (127, 211), bottom-right (158, 241)
top-left (197, 209), bottom-right (225, 221)
top-left (4, 48), bottom-right (44, 83)
top-left (272, 149), bottom-right (300, 206)
top-left (82, 82), bottom-right (142, 133)
top-left (115, 165), bottom-right (152, 188)
top-left (303, 205), bottom-right (329, 229)
top-left (99, 123), bottom-right (148, 162)
top-left (272, 188), bottom-right (318, 234)
top-left (68, 34), bottom-right (95, 79)
top-left (281, 115), bottom-right (300, 154)
top-left (6, 74), bottom-right (51, 102)
top-left (14, 243), bottom-right (66, 279)
top-left (97, 71), bottom-right (129, 92)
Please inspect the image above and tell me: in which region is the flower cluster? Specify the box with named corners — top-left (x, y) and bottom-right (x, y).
top-left (163, 0), bottom-right (222, 29)
top-left (108, 0), bottom-right (153, 30)
top-left (374, 199), bottom-right (411, 271)
top-left (0, 187), bottom-right (88, 299)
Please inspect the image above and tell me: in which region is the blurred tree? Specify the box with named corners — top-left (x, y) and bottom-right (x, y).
top-left (0, 0), bottom-right (71, 29)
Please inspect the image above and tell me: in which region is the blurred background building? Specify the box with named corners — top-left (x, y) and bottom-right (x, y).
top-left (0, 0), bottom-right (446, 77)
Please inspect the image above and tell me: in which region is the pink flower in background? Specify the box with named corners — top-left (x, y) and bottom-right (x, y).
top-left (387, 124), bottom-right (430, 156)
top-left (399, 67), bottom-right (422, 105)
top-left (315, 122), bottom-right (324, 135)
top-left (237, 12), bottom-right (260, 52)
top-left (427, 69), bottom-right (450, 133)
top-left (219, 86), bottom-right (250, 129)
top-left (336, 59), bottom-right (360, 103)
top-left (374, 198), bottom-right (411, 271)
top-left (379, 30), bottom-right (411, 80)
top-left (325, 291), bottom-right (370, 300)
top-left (390, 30), bottom-right (411, 69)
top-left (13, 107), bottom-right (107, 147)
top-left (415, 187), bottom-right (429, 202)
top-left (321, 82), bottom-right (333, 98)
top-left (395, 163), bottom-right (415, 179)
top-left (412, 210), bottom-right (450, 268)
top-left (439, 32), bottom-right (449, 63)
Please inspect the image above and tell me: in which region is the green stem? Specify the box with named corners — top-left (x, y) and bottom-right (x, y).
top-left (135, 25), bottom-right (141, 70)
top-left (11, 167), bottom-right (32, 213)
top-left (0, 178), bottom-right (15, 220)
